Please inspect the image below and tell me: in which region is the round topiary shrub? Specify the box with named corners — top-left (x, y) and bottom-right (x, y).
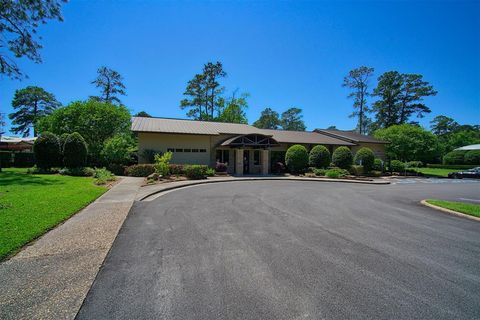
top-left (390, 160), bottom-right (405, 172)
top-left (373, 158), bottom-right (383, 171)
top-left (285, 144), bottom-right (309, 173)
top-left (332, 146), bottom-right (353, 169)
top-left (33, 132), bottom-right (61, 169)
top-left (443, 150), bottom-right (466, 165)
top-left (464, 150), bottom-right (480, 164)
top-left (63, 132), bottom-right (88, 168)
top-left (308, 145), bottom-right (331, 168)
top-left (354, 147), bottom-right (375, 172)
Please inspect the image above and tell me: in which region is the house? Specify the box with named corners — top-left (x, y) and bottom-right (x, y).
top-left (0, 136), bottom-right (36, 152)
top-left (132, 117), bottom-right (387, 175)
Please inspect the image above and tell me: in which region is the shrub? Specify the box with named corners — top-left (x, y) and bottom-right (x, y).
top-left (215, 162), bottom-right (228, 172)
top-left (33, 132), bottom-right (61, 169)
top-left (349, 165), bottom-right (364, 176)
top-left (184, 164), bottom-right (208, 180)
top-left (0, 152), bottom-right (12, 168)
top-left (443, 150), bottom-right (467, 165)
top-left (154, 151), bottom-right (173, 177)
top-left (390, 160), bottom-right (405, 172)
top-left (101, 134), bottom-right (136, 166)
top-left (59, 167), bottom-right (95, 177)
top-left (373, 158), bottom-right (384, 171)
top-left (141, 149), bottom-right (159, 164)
top-left (93, 167), bottom-right (116, 185)
top-left (369, 170), bottom-right (383, 177)
top-left (169, 164), bottom-right (184, 175)
top-left (273, 162), bottom-right (286, 174)
top-left (206, 167), bottom-right (215, 177)
top-left (405, 161), bottom-right (423, 168)
top-left (63, 132), bottom-right (88, 168)
top-left (125, 164), bottom-right (156, 177)
top-left (59, 133), bottom-right (70, 153)
top-left (13, 152), bottom-right (35, 167)
top-left (107, 163), bottom-right (126, 176)
top-left (464, 150), bottom-right (480, 164)
top-left (313, 168), bottom-right (326, 176)
top-left (308, 145), bottom-right (331, 168)
top-left (326, 168), bottom-right (349, 178)
top-left (285, 144), bottom-right (309, 173)
top-left (354, 147), bottom-right (375, 172)
top-left (332, 146), bottom-right (353, 169)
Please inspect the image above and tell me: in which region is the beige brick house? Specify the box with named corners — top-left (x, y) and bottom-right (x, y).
top-left (132, 117), bottom-right (387, 175)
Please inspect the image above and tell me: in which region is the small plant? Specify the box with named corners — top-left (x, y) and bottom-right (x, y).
top-left (353, 147), bottom-right (374, 172)
top-left (184, 164), bottom-right (209, 180)
top-left (313, 168), bottom-right (326, 176)
top-left (93, 167), bottom-right (116, 185)
top-left (285, 144), bottom-right (309, 173)
top-left (33, 132), bottom-right (61, 169)
top-left (125, 164), bottom-right (156, 177)
top-left (154, 151), bottom-right (173, 177)
top-left (215, 162), bottom-right (228, 172)
top-left (325, 168), bottom-right (349, 178)
top-left (332, 146), bottom-right (353, 169)
top-left (373, 158), bottom-right (384, 171)
top-left (63, 132), bottom-right (88, 168)
top-left (308, 145), bottom-right (331, 168)
top-left (206, 167), bottom-right (216, 177)
top-left (390, 160), bottom-right (406, 173)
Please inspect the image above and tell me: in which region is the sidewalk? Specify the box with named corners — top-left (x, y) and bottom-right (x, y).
top-left (0, 177), bottom-right (143, 320)
top-left (137, 175), bottom-right (390, 201)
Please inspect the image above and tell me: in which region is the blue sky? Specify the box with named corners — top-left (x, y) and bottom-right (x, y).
top-left (1, 0), bottom-right (479, 135)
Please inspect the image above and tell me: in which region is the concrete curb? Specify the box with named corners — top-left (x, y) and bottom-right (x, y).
top-left (139, 177), bottom-right (390, 201)
top-left (420, 200), bottom-right (480, 222)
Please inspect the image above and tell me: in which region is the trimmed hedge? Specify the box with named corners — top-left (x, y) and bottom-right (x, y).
top-left (373, 158), bottom-right (383, 171)
top-left (390, 160), bottom-right (405, 172)
top-left (308, 145), bottom-right (331, 168)
top-left (125, 164), bottom-right (156, 177)
top-left (353, 147), bottom-right (374, 172)
top-left (13, 152), bottom-right (35, 167)
top-left (285, 144), bottom-right (309, 173)
top-left (426, 164), bottom-right (477, 169)
top-left (34, 132), bottom-right (61, 169)
top-left (464, 150), bottom-right (480, 164)
top-left (169, 164), bottom-right (185, 175)
top-left (332, 146), bottom-right (353, 169)
top-left (184, 164), bottom-right (209, 180)
top-left (443, 150), bottom-right (467, 165)
top-left (63, 132), bottom-right (88, 168)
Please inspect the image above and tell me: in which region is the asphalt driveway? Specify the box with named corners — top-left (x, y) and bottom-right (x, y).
top-left (77, 180), bottom-right (480, 320)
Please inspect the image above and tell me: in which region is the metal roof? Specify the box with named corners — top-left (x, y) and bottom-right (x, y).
top-left (455, 144), bottom-right (480, 151)
top-left (314, 129), bottom-right (388, 144)
top-left (132, 117), bottom-right (355, 146)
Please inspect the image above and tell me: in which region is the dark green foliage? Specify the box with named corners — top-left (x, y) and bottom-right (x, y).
top-left (313, 168), bottom-right (326, 176)
top-left (206, 168), bottom-right (215, 177)
top-left (354, 147), bottom-right (375, 172)
top-left (91, 66), bottom-right (126, 105)
top-left (217, 92), bottom-right (249, 124)
top-left (464, 150), bottom-right (480, 164)
top-left (349, 165), bottom-right (364, 176)
top-left (169, 164), bottom-right (185, 175)
top-left (0, 152), bottom-right (12, 168)
top-left (33, 132), bottom-right (61, 169)
top-left (285, 145), bottom-right (309, 173)
top-left (13, 152), bottom-right (35, 168)
top-left (141, 149), bottom-right (160, 164)
top-left (134, 111), bottom-right (151, 117)
top-left (125, 164), bottom-right (155, 177)
top-left (253, 108), bottom-right (281, 129)
top-left (443, 150), bottom-right (467, 165)
top-left (107, 164), bottom-right (127, 176)
top-left (308, 145), bottom-right (331, 168)
top-left (101, 134), bottom-right (136, 165)
top-left (332, 146), bottom-right (353, 169)
top-left (59, 133), bottom-right (70, 153)
top-left (184, 165), bottom-right (209, 180)
top-left (390, 160), bottom-right (405, 172)
top-left (281, 108), bottom-right (306, 131)
top-left (405, 161), bottom-right (423, 168)
top-left (63, 132), bottom-right (88, 168)
top-left (373, 158), bottom-right (383, 171)
top-left (326, 168), bottom-right (349, 178)
top-left (8, 86), bottom-right (61, 137)
top-left (37, 100), bottom-right (131, 165)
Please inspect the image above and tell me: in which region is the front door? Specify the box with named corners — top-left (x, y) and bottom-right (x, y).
top-left (243, 150), bottom-right (250, 174)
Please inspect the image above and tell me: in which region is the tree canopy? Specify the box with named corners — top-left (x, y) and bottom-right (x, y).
top-left (8, 86), bottom-right (61, 136)
top-left (91, 66), bottom-right (127, 105)
top-left (252, 107), bottom-right (281, 129)
top-left (134, 111), bottom-right (152, 117)
top-left (216, 91), bottom-right (249, 124)
top-left (343, 66), bottom-right (374, 134)
top-left (281, 107), bottom-right (306, 131)
top-left (0, 0), bottom-right (65, 79)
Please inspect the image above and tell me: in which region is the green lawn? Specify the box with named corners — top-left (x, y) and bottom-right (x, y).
top-left (412, 167), bottom-right (460, 177)
top-left (0, 168), bottom-right (107, 260)
top-left (426, 199), bottom-right (480, 218)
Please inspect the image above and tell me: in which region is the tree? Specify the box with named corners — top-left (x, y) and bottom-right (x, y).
top-left (91, 66), bottom-right (126, 105)
top-left (33, 131), bottom-right (61, 169)
top-left (374, 124), bottom-right (442, 163)
top-left (101, 134), bottom-right (136, 165)
top-left (0, 0), bottom-right (65, 79)
top-left (253, 108), bottom-right (281, 129)
top-left (8, 86), bottom-right (61, 137)
top-left (63, 132), bottom-right (88, 168)
top-left (398, 74), bottom-right (436, 124)
top-left (134, 111), bottom-right (151, 117)
top-left (430, 115), bottom-right (459, 137)
top-left (354, 147), bottom-right (375, 172)
top-left (308, 145), bottom-right (331, 168)
top-left (326, 125), bottom-right (337, 130)
top-left (37, 100), bottom-right (131, 165)
top-left (371, 71), bottom-right (403, 128)
top-left (180, 61), bottom-right (226, 120)
top-left (281, 107), bottom-right (306, 131)
top-left (342, 66), bottom-right (374, 134)
top-left (216, 91), bottom-right (248, 124)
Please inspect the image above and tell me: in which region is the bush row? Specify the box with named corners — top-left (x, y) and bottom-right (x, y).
top-left (0, 152), bottom-right (35, 168)
top-left (443, 150), bottom-right (480, 165)
top-left (34, 131), bottom-right (88, 169)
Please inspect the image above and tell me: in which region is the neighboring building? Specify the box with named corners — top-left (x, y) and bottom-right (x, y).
top-left (132, 117), bottom-right (387, 175)
top-left (454, 144), bottom-right (480, 151)
top-left (0, 136), bottom-right (36, 152)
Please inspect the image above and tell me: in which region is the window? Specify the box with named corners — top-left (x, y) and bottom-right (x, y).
top-left (167, 148), bottom-right (174, 152)
top-left (192, 149), bottom-right (199, 152)
top-left (175, 148), bottom-right (183, 152)
top-left (184, 149), bottom-right (191, 152)
top-left (254, 150), bottom-right (260, 165)
top-left (199, 149), bottom-right (207, 153)
top-left (216, 149), bottom-right (229, 164)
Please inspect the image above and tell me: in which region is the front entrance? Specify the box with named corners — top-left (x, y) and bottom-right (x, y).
top-left (243, 150), bottom-right (250, 174)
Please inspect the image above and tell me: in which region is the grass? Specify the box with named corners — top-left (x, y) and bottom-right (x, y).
top-left (412, 167), bottom-right (461, 177)
top-left (426, 199), bottom-right (480, 218)
top-left (0, 168), bottom-right (107, 260)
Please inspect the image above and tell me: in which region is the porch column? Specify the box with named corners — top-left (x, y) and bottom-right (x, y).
top-left (235, 149), bottom-right (243, 175)
top-left (261, 149), bottom-right (269, 175)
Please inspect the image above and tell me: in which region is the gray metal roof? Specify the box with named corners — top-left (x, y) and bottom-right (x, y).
top-left (132, 117), bottom-right (355, 146)
top-left (315, 129), bottom-right (388, 144)
top-left (455, 144), bottom-right (480, 151)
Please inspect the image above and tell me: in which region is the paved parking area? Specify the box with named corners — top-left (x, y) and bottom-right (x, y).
top-left (391, 177), bottom-right (480, 185)
top-left (77, 181), bottom-right (480, 320)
